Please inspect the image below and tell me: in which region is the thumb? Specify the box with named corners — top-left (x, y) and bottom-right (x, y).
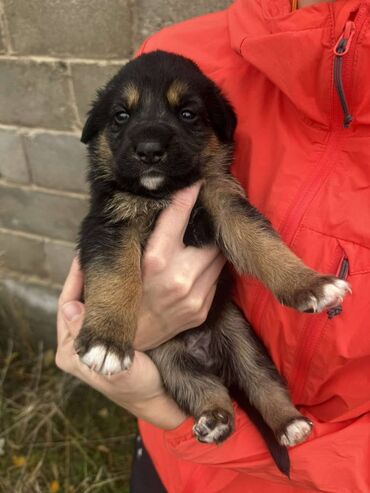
top-left (61, 301), bottom-right (85, 338)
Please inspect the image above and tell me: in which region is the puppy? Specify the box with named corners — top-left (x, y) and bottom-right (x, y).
top-left (76, 51), bottom-right (349, 452)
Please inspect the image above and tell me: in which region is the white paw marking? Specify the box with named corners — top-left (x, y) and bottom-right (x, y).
top-left (279, 418), bottom-right (313, 447)
top-left (193, 415), bottom-right (231, 443)
top-left (140, 175), bottom-right (164, 190)
top-left (303, 279), bottom-right (350, 313)
top-left (80, 344), bottom-right (132, 375)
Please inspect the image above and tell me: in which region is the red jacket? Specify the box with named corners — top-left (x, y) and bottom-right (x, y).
top-left (138, 1), bottom-right (370, 491)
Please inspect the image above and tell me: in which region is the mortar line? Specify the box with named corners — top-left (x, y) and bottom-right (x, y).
top-left (0, 178), bottom-right (88, 199)
top-left (0, 122), bottom-right (80, 136)
top-left (0, 226), bottom-right (75, 247)
top-left (18, 132), bottom-right (34, 183)
top-left (0, 53), bottom-right (129, 64)
top-left (65, 61), bottom-right (83, 130)
top-left (1, 268), bottom-right (63, 290)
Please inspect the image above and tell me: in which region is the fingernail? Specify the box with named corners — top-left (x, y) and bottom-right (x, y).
top-left (62, 301), bottom-right (83, 322)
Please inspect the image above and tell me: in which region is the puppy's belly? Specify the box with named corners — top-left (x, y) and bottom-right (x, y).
top-left (182, 327), bottom-right (216, 370)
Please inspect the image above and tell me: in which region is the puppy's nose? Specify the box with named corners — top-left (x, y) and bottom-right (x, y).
top-left (136, 141), bottom-right (165, 164)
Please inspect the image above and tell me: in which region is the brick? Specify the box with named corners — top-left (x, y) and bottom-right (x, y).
top-left (71, 62), bottom-right (123, 123)
top-left (0, 59), bottom-right (76, 130)
top-left (0, 231), bottom-right (48, 277)
top-left (133, 0), bottom-right (232, 48)
top-left (45, 241), bottom-right (75, 284)
top-left (4, 0), bottom-right (132, 59)
top-left (24, 133), bottom-right (88, 193)
top-left (0, 276), bottom-right (59, 348)
top-left (0, 129), bottom-right (30, 184)
top-left (0, 184), bottom-right (88, 242)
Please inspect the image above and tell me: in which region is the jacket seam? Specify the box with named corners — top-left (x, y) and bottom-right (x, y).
top-left (300, 225), bottom-right (370, 252)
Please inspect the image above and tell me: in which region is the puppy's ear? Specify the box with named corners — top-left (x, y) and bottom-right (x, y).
top-left (80, 81), bottom-right (116, 144)
top-left (206, 85), bottom-right (237, 143)
top-left (81, 113), bottom-right (100, 144)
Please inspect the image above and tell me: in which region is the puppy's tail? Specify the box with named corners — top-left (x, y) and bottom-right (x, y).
top-left (229, 384), bottom-right (290, 478)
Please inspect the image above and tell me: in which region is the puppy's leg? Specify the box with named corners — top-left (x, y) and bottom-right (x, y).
top-left (149, 338), bottom-right (234, 444)
top-left (214, 302), bottom-right (312, 447)
top-left (200, 177), bottom-right (349, 312)
top-left (75, 227), bottom-right (142, 375)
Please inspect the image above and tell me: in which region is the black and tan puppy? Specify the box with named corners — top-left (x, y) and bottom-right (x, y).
top-left (76, 51), bottom-right (349, 449)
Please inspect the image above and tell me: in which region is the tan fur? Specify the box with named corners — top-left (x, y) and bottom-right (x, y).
top-left (95, 132), bottom-right (115, 181)
top-left (200, 138), bottom-right (318, 306)
top-left (122, 82), bottom-right (140, 109)
top-left (150, 338), bottom-right (234, 419)
top-left (166, 80), bottom-right (189, 107)
top-left (216, 303), bottom-right (304, 438)
top-left (84, 227), bottom-right (142, 345)
top-left (104, 191), bottom-right (169, 223)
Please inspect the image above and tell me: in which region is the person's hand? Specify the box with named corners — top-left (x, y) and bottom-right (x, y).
top-left (56, 258), bottom-right (186, 430)
top-left (135, 182), bottom-right (225, 350)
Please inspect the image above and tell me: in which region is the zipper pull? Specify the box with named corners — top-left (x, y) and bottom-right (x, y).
top-left (333, 21), bottom-right (356, 56)
top-left (333, 21), bottom-right (356, 128)
top-left (328, 257), bottom-right (349, 319)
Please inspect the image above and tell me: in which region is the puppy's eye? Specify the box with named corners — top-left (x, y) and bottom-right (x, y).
top-left (113, 111), bottom-right (130, 125)
top-left (179, 110), bottom-right (196, 121)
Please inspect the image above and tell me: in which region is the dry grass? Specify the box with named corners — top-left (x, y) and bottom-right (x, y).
top-left (0, 340), bottom-right (137, 493)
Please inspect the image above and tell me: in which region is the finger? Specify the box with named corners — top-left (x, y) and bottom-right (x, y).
top-left (181, 284), bottom-right (218, 333)
top-left (58, 257), bottom-right (84, 307)
top-left (180, 247), bottom-right (225, 284)
top-left (190, 252), bottom-right (226, 288)
top-left (145, 182), bottom-right (202, 257)
top-left (57, 301), bottom-right (84, 346)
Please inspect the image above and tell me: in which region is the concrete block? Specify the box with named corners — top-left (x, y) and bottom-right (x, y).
top-left (0, 276), bottom-right (59, 349)
top-left (71, 62), bottom-right (123, 123)
top-left (4, 0), bottom-right (132, 59)
top-left (0, 129), bottom-right (30, 184)
top-left (0, 231), bottom-right (48, 278)
top-left (0, 22), bottom-right (6, 53)
top-left (0, 184), bottom-right (88, 242)
top-left (24, 132), bottom-right (88, 193)
top-left (0, 59), bottom-right (76, 130)
top-left (133, 0), bottom-right (232, 48)
top-left (45, 241), bottom-right (75, 285)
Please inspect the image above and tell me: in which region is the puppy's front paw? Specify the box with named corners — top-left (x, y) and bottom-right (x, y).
top-left (278, 417), bottom-right (313, 447)
top-left (286, 276), bottom-right (350, 313)
top-left (193, 409), bottom-right (234, 444)
top-left (75, 332), bottom-right (134, 375)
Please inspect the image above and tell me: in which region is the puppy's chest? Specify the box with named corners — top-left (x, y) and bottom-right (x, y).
top-left (112, 193), bottom-right (217, 248)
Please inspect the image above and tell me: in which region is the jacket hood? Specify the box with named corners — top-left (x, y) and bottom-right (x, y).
top-left (228, 0), bottom-right (365, 126)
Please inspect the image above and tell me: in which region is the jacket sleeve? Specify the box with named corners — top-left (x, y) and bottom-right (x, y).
top-left (140, 404), bottom-right (370, 492)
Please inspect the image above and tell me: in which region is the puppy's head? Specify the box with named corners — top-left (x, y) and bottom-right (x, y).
top-left (82, 50), bottom-right (236, 197)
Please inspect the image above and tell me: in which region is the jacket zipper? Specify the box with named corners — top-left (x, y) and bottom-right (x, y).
top-left (333, 21), bottom-right (356, 127)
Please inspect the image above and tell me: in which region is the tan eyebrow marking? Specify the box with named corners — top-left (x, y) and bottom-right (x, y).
top-left (166, 80), bottom-right (189, 106)
top-left (122, 83), bottom-right (140, 109)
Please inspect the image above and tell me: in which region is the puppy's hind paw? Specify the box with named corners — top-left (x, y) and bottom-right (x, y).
top-left (193, 409), bottom-right (233, 444)
top-left (278, 417), bottom-right (313, 447)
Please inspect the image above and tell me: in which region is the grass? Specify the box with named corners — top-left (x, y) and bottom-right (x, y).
top-left (0, 340), bottom-right (137, 493)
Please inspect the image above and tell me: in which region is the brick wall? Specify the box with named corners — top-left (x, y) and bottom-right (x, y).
top-left (0, 0), bottom-right (231, 345)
